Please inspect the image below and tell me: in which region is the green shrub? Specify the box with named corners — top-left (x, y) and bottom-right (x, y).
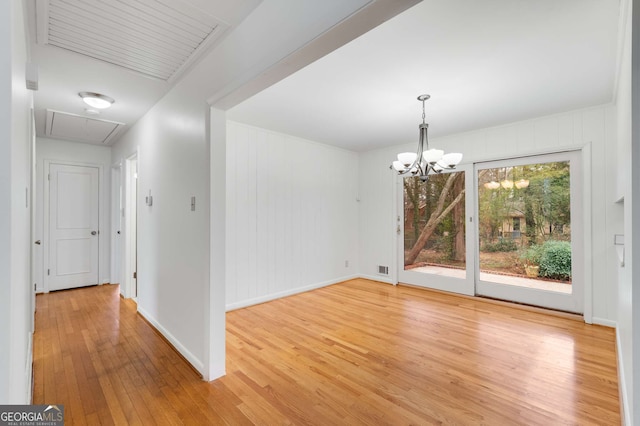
top-left (539, 240), bottom-right (572, 280)
top-left (520, 244), bottom-right (544, 266)
top-left (484, 238), bottom-right (518, 253)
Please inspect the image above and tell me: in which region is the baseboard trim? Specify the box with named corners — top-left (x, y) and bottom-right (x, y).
top-left (357, 274), bottom-right (394, 285)
top-left (592, 317), bottom-right (617, 328)
top-left (136, 306), bottom-right (204, 378)
top-left (226, 274), bottom-right (359, 311)
top-left (207, 365), bottom-right (226, 382)
top-left (616, 328), bottom-right (631, 425)
top-left (26, 332), bottom-right (33, 404)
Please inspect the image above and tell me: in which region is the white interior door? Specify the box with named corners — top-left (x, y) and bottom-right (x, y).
top-left (397, 165), bottom-right (475, 295)
top-left (48, 164), bottom-right (99, 291)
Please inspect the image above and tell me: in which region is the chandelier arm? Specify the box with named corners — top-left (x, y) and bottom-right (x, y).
top-left (416, 124), bottom-right (428, 175)
top-left (402, 123), bottom-right (426, 175)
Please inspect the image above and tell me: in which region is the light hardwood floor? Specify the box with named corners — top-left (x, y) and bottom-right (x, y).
top-left (33, 279), bottom-right (620, 425)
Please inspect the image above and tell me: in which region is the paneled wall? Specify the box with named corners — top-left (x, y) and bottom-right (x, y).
top-left (226, 122), bottom-right (358, 310)
top-left (359, 104), bottom-right (618, 324)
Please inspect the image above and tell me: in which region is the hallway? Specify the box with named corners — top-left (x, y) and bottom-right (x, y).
top-left (33, 284), bottom-right (229, 424)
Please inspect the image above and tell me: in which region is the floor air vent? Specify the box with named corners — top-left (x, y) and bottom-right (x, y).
top-left (378, 265), bottom-right (389, 275)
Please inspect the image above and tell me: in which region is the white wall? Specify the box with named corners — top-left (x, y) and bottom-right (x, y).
top-left (614, 0), bottom-right (633, 423)
top-left (111, 88), bottom-right (210, 377)
top-left (35, 137), bottom-right (112, 292)
top-left (225, 122), bottom-right (359, 310)
top-left (0, 1), bottom-right (34, 403)
top-left (359, 104), bottom-right (619, 324)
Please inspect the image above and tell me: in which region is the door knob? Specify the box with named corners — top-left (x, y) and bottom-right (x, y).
top-left (91, 231), bottom-right (97, 235)
top-left (34, 240), bottom-right (41, 245)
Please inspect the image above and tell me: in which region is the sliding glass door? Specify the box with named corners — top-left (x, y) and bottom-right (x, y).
top-left (396, 151), bottom-right (583, 314)
top-left (397, 165), bottom-right (474, 295)
top-left (475, 152), bottom-right (583, 313)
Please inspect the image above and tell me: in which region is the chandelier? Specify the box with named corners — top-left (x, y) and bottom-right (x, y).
top-left (392, 95), bottom-right (462, 181)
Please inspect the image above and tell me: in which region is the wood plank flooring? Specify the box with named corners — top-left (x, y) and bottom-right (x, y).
top-left (33, 279), bottom-right (620, 425)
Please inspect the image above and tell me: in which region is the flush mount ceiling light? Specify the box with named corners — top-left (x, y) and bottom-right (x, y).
top-left (391, 95), bottom-right (462, 181)
top-left (79, 92), bottom-right (114, 109)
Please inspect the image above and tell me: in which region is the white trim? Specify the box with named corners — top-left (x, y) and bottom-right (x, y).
top-left (25, 332), bottom-right (33, 404)
top-left (137, 306), bottom-right (205, 376)
top-left (392, 165), bottom-right (400, 285)
top-left (226, 275), bottom-right (359, 312)
top-left (124, 153), bottom-right (138, 299)
top-left (582, 144), bottom-right (593, 324)
top-left (591, 317), bottom-right (617, 328)
top-left (616, 328), bottom-right (631, 426)
top-left (358, 274), bottom-right (394, 285)
top-left (110, 162), bottom-right (122, 288)
top-left (42, 159), bottom-right (103, 293)
top-left (208, 108), bottom-right (226, 382)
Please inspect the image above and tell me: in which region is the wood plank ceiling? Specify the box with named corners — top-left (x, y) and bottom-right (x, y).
top-left (45, 0), bottom-right (225, 81)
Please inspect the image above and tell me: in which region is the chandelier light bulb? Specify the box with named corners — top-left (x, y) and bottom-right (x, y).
top-left (515, 179), bottom-right (530, 189)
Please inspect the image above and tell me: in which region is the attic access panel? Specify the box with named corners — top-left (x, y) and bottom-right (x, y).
top-left (39, 0), bottom-right (228, 81)
top-left (45, 110), bottom-right (125, 145)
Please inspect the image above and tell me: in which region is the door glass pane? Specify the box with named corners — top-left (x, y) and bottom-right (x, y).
top-left (477, 162), bottom-right (572, 293)
top-left (403, 172), bottom-right (466, 278)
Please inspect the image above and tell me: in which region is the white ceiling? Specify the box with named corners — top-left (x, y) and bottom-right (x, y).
top-left (227, 0), bottom-right (621, 152)
top-left (27, 0), bottom-right (262, 145)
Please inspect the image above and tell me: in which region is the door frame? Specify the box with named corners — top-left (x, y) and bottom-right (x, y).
top-left (473, 150), bottom-right (585, 314)
top-left (111, 161), bottom-right (123, 290)
top-left (395, 164), bottom-right (476, 296)
top-left (124, 153), bottom-right (138, 299)
top-left (43, 160), bottom-right (103, 293)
